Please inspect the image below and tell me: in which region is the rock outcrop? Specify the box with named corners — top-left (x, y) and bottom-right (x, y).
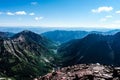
top-left (37, 64), bottom-right (120, 80)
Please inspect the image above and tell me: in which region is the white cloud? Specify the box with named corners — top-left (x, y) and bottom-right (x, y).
top-left (2, 11), bottom-right (35, 16)
top-left (31, 2), bottom-right (38, 5)
top-left (15, 11), bottom-right (27, 15)
top-left (29, 13), bottom-right (35, 16)
top-left (35, 17), bottom-right (43, 21)
top-left (6, 12), bottom-right (14, 15)
top-left (116, 11), bottom-right (120, 14)
top-left (92, 6), bottom-right (113, 13)
top-left (105, 15), bottom-right (112, 18)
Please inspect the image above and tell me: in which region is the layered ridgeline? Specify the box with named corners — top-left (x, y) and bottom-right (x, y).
top-left (0, 30), bottom-right (58, 80)
top-left (41, 29), bottom-right (120, 43)
top-left (58, 32), bottom-right (120, 67)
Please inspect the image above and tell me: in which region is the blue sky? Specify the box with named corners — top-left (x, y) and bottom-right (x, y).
top-left (0, 0), bottom-right (120, 28)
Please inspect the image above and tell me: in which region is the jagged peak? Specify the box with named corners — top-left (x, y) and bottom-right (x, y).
top-left (18, 30), bottom-right (35, 35)
top-left (11, 30), bottom-right (43, 43)
top-left (12, 30), bottom-right (42, 38)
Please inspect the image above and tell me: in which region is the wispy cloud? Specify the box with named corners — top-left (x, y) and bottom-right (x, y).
top-left (92, 6), bottom-right (113, 13)
top-left (5, 11), bottom-right (32, 16)
top-left (116, 10), bottom-right (120, 14)
top-left (6, 12), bottom-right (14, 15)
top-left (35, 17), bottom-right (44, 21)
top-left (100, 15), bottom-right (112, 22)
top-left (15, 11), bottom-right (27, 15)
top-left (31, 2), bottom-right (38, 5)
top-left (29, 13), bottom-right (35, 16)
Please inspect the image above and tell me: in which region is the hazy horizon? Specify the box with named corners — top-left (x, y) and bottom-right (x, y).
top-left (0, 0), bottom-right (120, 29)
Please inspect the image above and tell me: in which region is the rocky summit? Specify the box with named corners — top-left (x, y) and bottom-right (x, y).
top-left (37, 64), bottom-right (120, 80)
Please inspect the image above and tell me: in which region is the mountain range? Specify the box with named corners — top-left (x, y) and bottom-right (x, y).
top-left (1, 29), bottom-right (120, 79)
top-left (0, 27), bottom-right (113, 34)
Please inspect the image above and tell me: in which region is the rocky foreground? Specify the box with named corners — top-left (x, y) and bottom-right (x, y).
top-left (35, 64), bottom-right (120, 80)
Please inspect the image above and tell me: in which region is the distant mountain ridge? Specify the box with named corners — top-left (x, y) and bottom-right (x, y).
top-left (0, 27), bottom-right (113, 34)
top-left (0, 31), bottom-right (14, 38)
top-left (41, 30), bottom-right (89, 43)
top-left (42, 29), bottom-right (120, 43)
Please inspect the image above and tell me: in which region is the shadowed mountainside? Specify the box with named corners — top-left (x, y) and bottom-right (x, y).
top-left (58, 32), bottom-right (120, 67)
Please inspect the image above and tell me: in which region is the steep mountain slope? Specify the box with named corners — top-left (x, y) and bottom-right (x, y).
top-left (58, 33), bottom-right (120, 67)
top-left (0, 30), bottom-right (58, 80)
top-left (41, 30), bottom-right (89, 43)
